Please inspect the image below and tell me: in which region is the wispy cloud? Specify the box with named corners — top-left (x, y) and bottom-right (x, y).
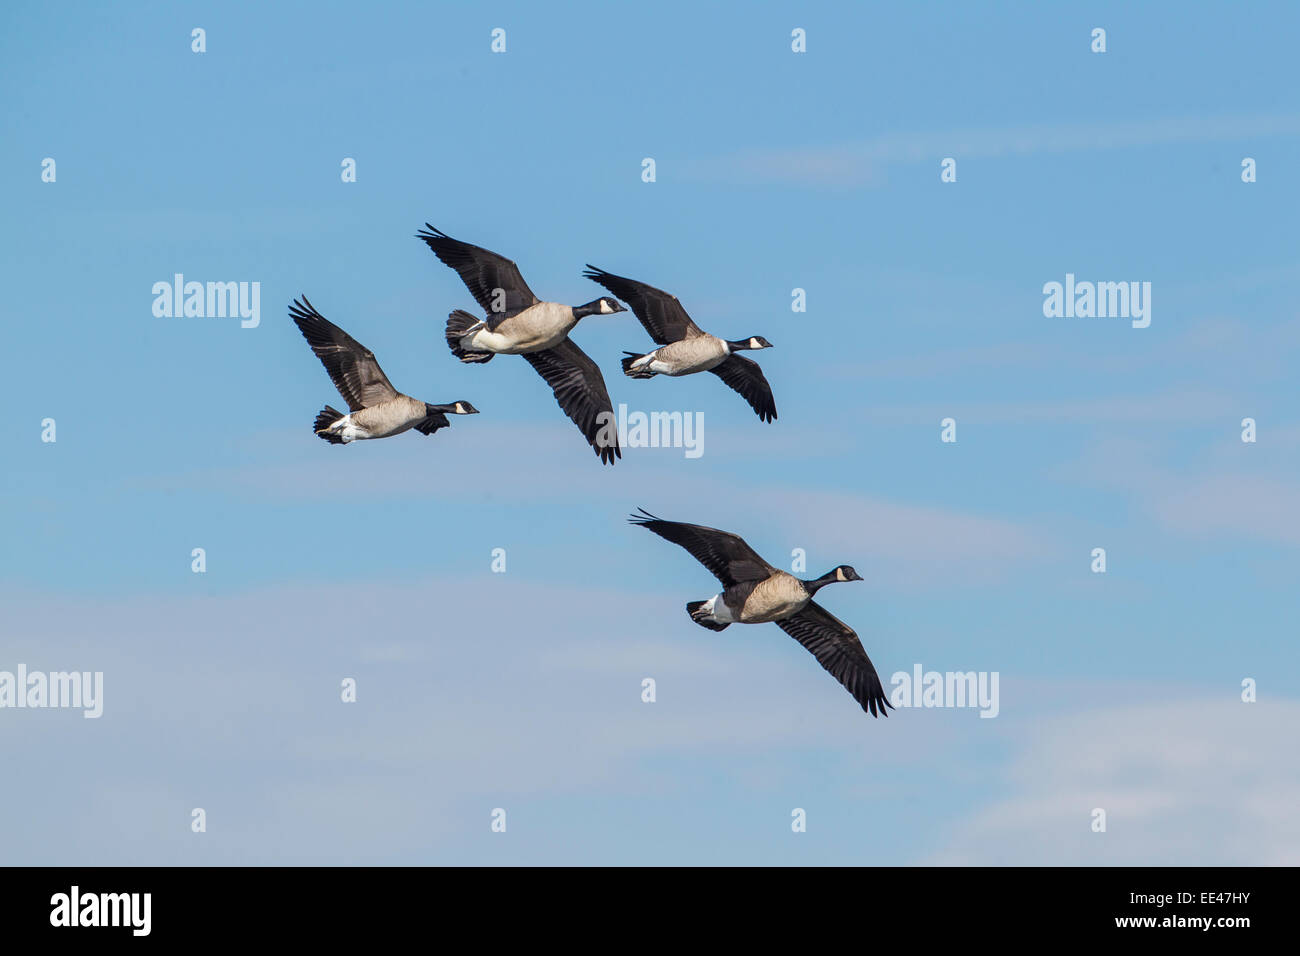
top-left (826, 314), bottom-right (1300, 385)
top-left (746, 486), bottom-right (1046, 581)
top-left (0, 578), bottom-right (947, 863)
top-left (117, 423), bottom-right (1052, 588)
top-left (684, 113), bottom-right (1300, 187)
top-left (928, 697), bottom-right (1300, 865)
top-left (1154, 475), bottom-right (1300, 546)
top-left (858, 389), bottom-right (1242, 427)
top-left (1055, 435), bottom-right (1300, 547)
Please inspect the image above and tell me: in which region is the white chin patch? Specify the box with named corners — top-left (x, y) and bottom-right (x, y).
top-left (600, 301), bottom-right (614, 314)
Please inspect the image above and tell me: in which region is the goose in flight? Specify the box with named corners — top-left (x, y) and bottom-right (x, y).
top-left (629, 509), bottom-right (890, 717)
top-left (290, 296), bottom-right (478, 444)
top-left (584, 266), bottom-right (777, 423)
top-left (417, 225), bottom-right (627, 465)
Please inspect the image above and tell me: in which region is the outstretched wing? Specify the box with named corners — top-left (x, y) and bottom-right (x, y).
top-left (628, 509), bottom-right (775, 586)
top-left (290, 297), bottom-right (399, 411)
top-left (583, 266), bottom-right (702, 344)
top-left (417, 225), bottom-right (539, 328)
top-left (521, 338), bottom-right (620, 465)
top-left (776, 602), bottom-right (891, 717)
top-left (710, 354), bottom-right (777, 423)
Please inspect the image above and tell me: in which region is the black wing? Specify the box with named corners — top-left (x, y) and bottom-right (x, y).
top-left (776, 602), bottom-right (892, 717)
top-left (583, 266), bottom-right (702, 344)
top-left (710, 354), bottom-right (777, 423)
top-left (413, 411), bottom-right (449, 436)
top-left (521, 338), bottom-right (621, 465)
top-left (416, 225), bottom-right (539, 329)
top-left (628, 509), bottom-right (775, 586)
top-left (290, 297), bottom-right (399, 411)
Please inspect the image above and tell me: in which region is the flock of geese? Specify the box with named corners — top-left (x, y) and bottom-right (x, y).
top-left (291, 225), bottom-right (891, 718)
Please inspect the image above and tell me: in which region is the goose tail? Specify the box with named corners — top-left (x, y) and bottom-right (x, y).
top-left (621, 351), bottom-right (656, 379)
top-left (446, 310), bottom-right (494, 363)
top-left (314, 406), bottom-right (346, 444)
top-left (687, 600), bottom-right (730, 631)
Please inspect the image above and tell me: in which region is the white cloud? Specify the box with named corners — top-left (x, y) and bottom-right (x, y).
top-left (3, 583), bottom-right (1290, 864)
top-left (0, 577), bottom-right (922, 862)
top-left (929, 697), bottom-right (1300, 865)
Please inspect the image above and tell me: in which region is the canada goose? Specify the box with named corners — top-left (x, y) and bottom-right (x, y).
top-left (629, 509), bottom-right (890, 717)
top-left (416, 225), bottom-right (627, 465)
top-left (584, 266), bottom-right (777, 423)
top-left (290, 296), bottom-right (479, 444)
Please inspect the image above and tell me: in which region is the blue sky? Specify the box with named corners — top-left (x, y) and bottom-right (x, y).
top-left (2, 0), bottom-right (1297, 864)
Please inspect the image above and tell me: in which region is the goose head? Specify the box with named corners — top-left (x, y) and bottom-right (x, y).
top-left (727, 336), bottom-right (774, 351)
top-left (429, 401), bottom-right (480, 415)
top-left (574, 297), bottom-right (627, 319)
top-left (806, 564), bottom-right (863, 593)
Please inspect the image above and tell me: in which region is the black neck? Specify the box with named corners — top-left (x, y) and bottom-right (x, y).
top-left (804, 570), bottom-right (840, 594)
top-left (727, 338), bottom-right (754, 351)
top-left (573, 300), bottom-right (604, 319)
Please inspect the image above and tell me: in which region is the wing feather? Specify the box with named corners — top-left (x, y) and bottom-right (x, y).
top-left (290, 297), bottom-right (398, 411)
top-left (628, 510), bottom-right (775, 586)
top-left (776, 602), bottom-right (892, 717)
top-left (417, 225), bottom-right (540, 329)
top-left (521, 338), bottom-right (620, 464)
top-left (710, 354), bottom-right (777, 423)
top-left (583, 266), bottom-right (702, 344)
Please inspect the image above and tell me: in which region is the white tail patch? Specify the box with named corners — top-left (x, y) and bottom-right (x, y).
top-left (704, 593), bottom-right (734, 623)
top-left (327, 413), bottom-right (368, 443)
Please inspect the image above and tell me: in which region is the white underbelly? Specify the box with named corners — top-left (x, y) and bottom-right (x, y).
top-left (467, 325), bottom-right (567, 354)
